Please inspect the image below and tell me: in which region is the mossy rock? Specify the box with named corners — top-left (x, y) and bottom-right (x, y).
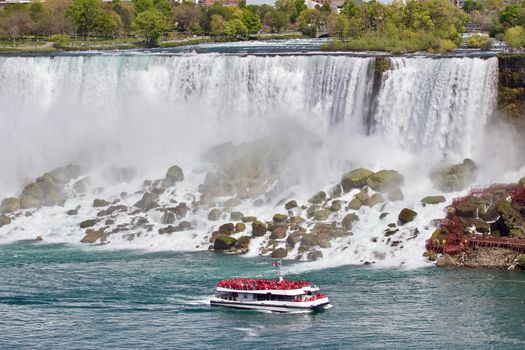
top-left (342, 213), bottom-right (359, 230)
top-left (329, 200), bottom-right (342, 212)
top-left (134, 192), bottom-right (159, 210)
top-left (307, 251), bottom-right (323, 260)
top-left (0, 197), bottom-right (20, 213)
top-left (79, 219), bottom-right (97, 229)
top-left (286, 230), bottom-right (304, 248)
top-left (421, 195), bottom-right (446, 205)
top-left (285, 200), bottom-right (298, 210)
top-left (356, 189), bottom-right (369, 203)
top-left (517, 254), bottom-right (525, 269)
top-left (223, 197), bottom-right (241, 208)
top-left (306, 205), bottom-right (318, 219)
top-left (271, 247), bottom-right (288, 258)
top-left (330, 184), bottom-right (342, 198)
top-left (348, 198), bottom-right (362, 210)
top-left (308, 191), bottom-right (327, 204)
top-left (252, 221), bottom-right (267, 237)
top-left (430, 227), bottom-right (448, 242)
top-left (384, 228), bottom-right (398, 237)
top-left (93, 199), bottom-right (110, 208)
top-left (375, 57), bottom-right (391, 74)
top-left (241, 216), bottom-right (257, 223)
top-left (208, 208), bottom-right (222, 221)
top-left (235, 222), bottom-right (246, 232)
top-left (213, 236), bottom-right (237, 251)
top-left (341, 168), bottom-right (373, 192)
top-left (290, 216), bottom-right (306, 224)
top-left (455, 202), bottom-right (479, 218)
top-left (273, 213), bottom-right (288, 223)
top-left (398, 208), bottom-right (417, 225)
top-left (165, 165), bottom-right (184, 186)
top-left (230, 212), bottom-right (244, 221)
top-left (218, 223), bottom-right (235, 235)
top-left (367, 170), bottom-right (404, 193)
top-left (430, 159), bottom-right (477, 192)
top-left (367, 193), bottom-right (385, 207)
top-left (0, 214), bottom-right (11, 227)
top-left (80, 229), bottom-right (105, 243)
top-left (270, 227), bottom-right (287, 239)
top-left (313, 209), bottom-right (331, 221)
top-left (234, 236), bottom-right (251, 253)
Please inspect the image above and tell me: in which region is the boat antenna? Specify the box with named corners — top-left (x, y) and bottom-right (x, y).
top-left (273, 259), bottom-right (283, 282)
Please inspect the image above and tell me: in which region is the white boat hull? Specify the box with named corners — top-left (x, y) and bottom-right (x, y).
top-left (210, 297), bottom-right (330, 313)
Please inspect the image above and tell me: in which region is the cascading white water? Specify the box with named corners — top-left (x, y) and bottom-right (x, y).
top-left (0, 53), bottom-right (508, 268)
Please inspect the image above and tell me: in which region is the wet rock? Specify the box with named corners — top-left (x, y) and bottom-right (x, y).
top-left (307, 251), bottom-right (323, 260)
top-left (35, 235), bottom-right (43, 241)
top-left (0, 197), bottom-right (20, 213)
top-left (329, 200), bottom-right (342, 212)
top-left (223, 197), bottom-right (241, 208)
top-left (285, 200), bottom-right (298, 210)
top-left (80, 229), bottom-right (105, 243)
top-left (0, 214), bottom-right (11, 227)
top-left (455, 202), bottom-right (479, 219)
top-left (271, 248), bottom-right (287, 258)
top-left (233, 236), bottom-right (251, 254)
top-left (356, 189), bottom-right (369, 203)
top-left (314, 209), bottom-right (331, 221)
top-left (398, 208), bottom-right (417, 225)
top-left (430, 159), bottom-right (477, 192)
top-left (384, 228), bottom-right (398, 237)
top-left (93, 199), bottom-right (111, 208)
top-left (348, 198), bottom-right (362, 210)
top-left (177, 221), bottom-right (192, 231)
top-left (230, 212), bottom-right (244, 221)
top-left (165, 165), bottom-right (184, 186)
top-left (213, 236), bottom-right (237, 251)
top-left (367, 170), bottom-right (404, 193)
top-left (241, 216), bottom-right (257, 223)
top-left (342, 213), bottom-right (359, 230)
top-left (161, 212), bottom-right (176, 225)
top-left (367, 193), bottom-right (385, 207)
top-left (387, 188), bottom-right (404, 202)
top-left (341, 168), bottom-right (373, 192)
top-left (134, 192), bottom-right (159, 210)
top-left (308, 191), bottom-right (327, 204)
top-left (73, 178), bottom-right (89, 193)
top-left (218, 223), bottom-right (235, 235)
top-left (379, 213), bottom-right (388, 220)
top-left (329, 184), bottom-right (342, 198)
top-left (517, 254), bottom-right (525, 269)
top-left (79, 219), bottom-right (97, 229)
top-left (273, 213), bottom-right (288, 223)
top-left (306, 205), bottom-right (317, 219)
top-left (430, 227), bottom-right (448, 242)
top-left (421, 195), bottom-right (446, 205)
top-left (253, 199), bottom-right (265, 207)
top-left (436, 254), bottom-right (457, 267)
top-left (208, 208), bottom-right (222, 221)
top-left (290, 216), bottom-right (306, 224)
top-left (105, 219), bottom-right (115, 225)
top-left (235, 222), bottom-right (246, 232)
top-left (66, 208), bottom-right (78, 216)
top-left (170, 202), bottom-right (189, 219)
top-left (491, 201), bottom-right (525, 238)
top-left (268, 222), bottom-right (288, 232)
top-left (97, 205), bottom-right (127, 217)
top-left (299, 223), bottom-right (348, 252)
top-left (286, 230), bottom-right (304, 248)
top-left (252, 221), bottom-right (267, 237)
top-left (269, 227), bottom-right (287, 240)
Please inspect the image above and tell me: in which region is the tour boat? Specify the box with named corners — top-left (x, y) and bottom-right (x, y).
top-left (210, 263), bottom-right (330, 313)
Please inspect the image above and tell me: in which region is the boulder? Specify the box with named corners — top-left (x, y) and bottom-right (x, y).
top-left (342, 213), bottom-right (359, 230)
top-left (387, 188), bottom-right (404, 202)
top-left (273, 213), bottom-right (288, 223)
top-left (313, 209), bottom-right (331, 221)
top-left (93, 199), bottom-right (111, 208)
top-left (367, 170), bottom-right (404, 193)
top-left (271, 248), bottom-right (287, 258)
top-left (356, 189), bottom-right (369, 203)
top-left (517, 254), bottom-right (525, 269)
top-left (252, 221), bottom-right (267, 237)
top-left (208, 208), bottom-right (222, 221)
top-left (269, 227), bottom-right (287, 239)
top-left (367, 193), bottom-right (385, 207)
top-left (0, 197), bottom-right (20, 213)
top-left (223, 197), bottom-right (241, 208)
top-left (436, 254), bottom-right (457, 267)
top-left (79, 219), bottom-right (97, 229)
top-left (455, 202), bottom-right (479, 219)
top-left (218, 223), bottom-right (235, 235)
top-left (165, 165), bottom-right (184, 186)
top-left (348, 198), bottom-right (362, 210)
top-left (307, 251), bottom-right (323, 260)
top-left (268, 222), bottom-right (288, 232)
top-left (285, 200), bottom-right (298, 210)
top-left (97, 205), bottom-right (127, 217)
top-left (430, 158), bottom-right (477, 192)
top-left (80, 229), bottom-right (105, 243)
top-left (289, 216), bottom-right (306, 224)
top-left (161, 212), bottom-right (176, 225)
top-left (230, 212), bottom-right (244, 221)
top-left (241, 216), bottom-right (257, 223)
top-left (490, 201), bottom-right (525, 238)
top-left (398, 208), bottom-right (417, 225)
top-left (0, 214), bottom-right (11, 227)
top-left (341, 168), bottom-right (373, 192)
top-left (171, 203), bottom-right (189, 219)
top-left (430, 227), bottom-right (448, 242)
top-left (233, 236), bottom-right (251, 254)
top-left (298, 223), bottom-right (349, 253)
top-left (66, 209), bottom-right (78, 215)
top-left (306, 205), bottom-right (317, 219)
top-left (213, 236), bottom-right (237, 251)
top-left (329, 200), bottom-right (342, 212)
top-left (134, 192), bottom-right (159, 210)
top-left (35, 235), bottom-right (43, 241)
top-left (421, 195), bottom-right (446, 205)
top-left (329, 184), bottom-right (342, 198)
top-left (286, 230), bottom-right (304, 248)
top-left (308, 191), bottom-right (327, 204)
top-left (235, 222), bottom-right (246, 232)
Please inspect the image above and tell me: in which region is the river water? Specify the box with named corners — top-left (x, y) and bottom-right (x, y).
top-left (1, 241), bottom-right (524, 349)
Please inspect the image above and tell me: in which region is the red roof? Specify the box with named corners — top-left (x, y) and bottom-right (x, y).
top-left (217, 278), bottom-right (311, 291)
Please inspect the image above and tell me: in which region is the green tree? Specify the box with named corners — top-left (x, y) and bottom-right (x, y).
top-left (133, 0), bottom-right (153, 15)
top-left (173, 3), bottom-right (202, 33)
top-left (132, 7), bottom-right (167, 46)
top-left (504, 25), bottom-right (525, 48)
top-left (65, 0), bottom-right (100, 37)
top-left (94, 10), bottom-right (121, 38)
top-left (341, 0), bottom-right (358, 18)
top-left (224, 18), bottom-right (248, 37)
top-left (298, 8), bottom-right (323, 37)
top-left (500, 4), bottom-right (523, 28)
top-left (242, 8), bottom-right (261, 34)
top-left (462, 0), bottom-right (483, 13)
top-left (210, 14), bottom-right (226, 36)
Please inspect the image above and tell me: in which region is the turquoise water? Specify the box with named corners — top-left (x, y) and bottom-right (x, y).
top-left (1, 242), bottom-right (524, 349)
